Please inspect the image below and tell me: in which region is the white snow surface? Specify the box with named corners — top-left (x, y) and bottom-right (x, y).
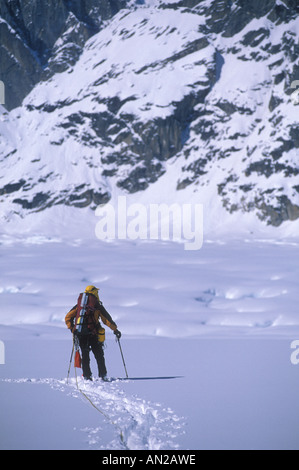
top-left (0, 232), bottom-right (299, 450)
top-left (0, 1), bottom-right (299, 449)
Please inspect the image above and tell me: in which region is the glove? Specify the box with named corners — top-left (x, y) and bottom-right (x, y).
top-left (114, 329), bottom-right (121, 339)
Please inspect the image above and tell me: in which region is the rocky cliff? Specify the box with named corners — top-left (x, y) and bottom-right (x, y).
top-left (0, 0), bottom-right (298, 230)
top-left (0, 0), bottom-right (128, 110)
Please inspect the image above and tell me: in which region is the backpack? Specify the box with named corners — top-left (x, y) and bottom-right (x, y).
top-left (74, 293), bottom-right (98, 336)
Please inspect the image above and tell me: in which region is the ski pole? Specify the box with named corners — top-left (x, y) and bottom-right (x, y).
top-left (67, 335), bottom-right (75, 384)
top-left (117, 338), bottom-right (128, 378)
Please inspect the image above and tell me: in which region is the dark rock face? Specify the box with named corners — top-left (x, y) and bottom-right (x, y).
top-left (0, 0), bottom-right (128, 110)
top-left (0, 0), bottom-right (298, 226)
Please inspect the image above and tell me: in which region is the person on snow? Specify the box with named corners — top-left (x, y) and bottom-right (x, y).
top-left (65, 285), bottom-right (121, 380)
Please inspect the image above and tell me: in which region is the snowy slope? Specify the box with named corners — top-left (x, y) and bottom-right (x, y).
top-left (0, 237), bottom-right (299, 450)
top-left (1, 332), bottom-right (299, 450)
top-left (0, 236), bottom-right (299, 334)
top-left (0, 0), bottom-right (298, 235)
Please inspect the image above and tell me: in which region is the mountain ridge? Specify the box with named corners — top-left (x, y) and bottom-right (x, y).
top-left (0, 0), bottom-right (298, 234)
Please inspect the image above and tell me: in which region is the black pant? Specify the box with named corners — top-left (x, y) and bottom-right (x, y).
top-left (78, 334), bottom-right (107, 379)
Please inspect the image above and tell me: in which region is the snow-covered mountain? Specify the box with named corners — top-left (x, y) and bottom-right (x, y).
top-left (0, 0), bottom-right (298, 236)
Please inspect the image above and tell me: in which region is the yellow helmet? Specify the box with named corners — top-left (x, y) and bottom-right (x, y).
top-left (85, 285), bottom-right (99, 299)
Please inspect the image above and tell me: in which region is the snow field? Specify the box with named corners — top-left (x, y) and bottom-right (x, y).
top-left (2, 376), bottom-right (184, 450)
top-left (1, 333), bottom-right (299, 450)
top-left (0, 235), bottom-right (299, 449)
top-left (0, 236), bottom-right (298, 336)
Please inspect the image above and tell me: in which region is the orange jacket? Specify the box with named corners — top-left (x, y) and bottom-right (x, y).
top-left (65, 294), bottom-right (117, 333)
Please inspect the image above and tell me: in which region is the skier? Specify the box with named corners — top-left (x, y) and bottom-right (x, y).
top-left (65, 285), bottom-right (121, 380)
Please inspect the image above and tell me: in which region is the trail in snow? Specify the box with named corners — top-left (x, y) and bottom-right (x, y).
top-left (2, 377), bottom-right (185, 450)
top-left (1, 239), bottom-right (299, 450)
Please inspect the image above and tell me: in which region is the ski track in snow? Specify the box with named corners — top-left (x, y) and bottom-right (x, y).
top-left (2, 377), bottom-right (185, 450)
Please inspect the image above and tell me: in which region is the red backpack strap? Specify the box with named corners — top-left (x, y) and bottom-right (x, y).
top-left (85, 295), bottom-right (98, 334)
top-left (86, 294), bottom-right (96, 311)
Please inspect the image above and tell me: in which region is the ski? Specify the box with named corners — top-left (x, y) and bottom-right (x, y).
top-left (101, 376), bottom-right (183, 382)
